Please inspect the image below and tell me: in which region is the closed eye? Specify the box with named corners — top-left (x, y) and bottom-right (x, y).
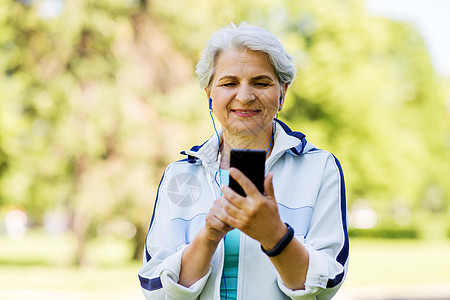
top-left (222, 82), bottom-right (237, 87)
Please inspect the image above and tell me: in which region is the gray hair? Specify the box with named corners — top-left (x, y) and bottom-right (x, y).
top-left (195, 23), bottom-right (297, 89)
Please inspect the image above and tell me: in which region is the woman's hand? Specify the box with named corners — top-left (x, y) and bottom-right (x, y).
top-left (218, 168), bottom-right (287, 250)
top-left (178, 197), bottom-right (234, 287)
top-left (203, 197), bottom-right (235, 244)
top-left (218, 168), bottom-right (309, 290)
top-left (181, 168), bottom-right (308, 290)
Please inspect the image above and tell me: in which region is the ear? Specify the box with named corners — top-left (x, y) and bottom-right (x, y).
top-left (205, 88), bottom-right (213, 111)
top-left (279, 83), bottom-right (289, 110)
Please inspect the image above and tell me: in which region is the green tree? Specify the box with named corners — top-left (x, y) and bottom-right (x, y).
top-left (151, 0), bottom-right (450, 225)
top-left (1, 0), bottom-right (449, 266)
top-left (0, 0), bottom-right (208, 263)
top-left (278, 0), bottom-right (450, 225)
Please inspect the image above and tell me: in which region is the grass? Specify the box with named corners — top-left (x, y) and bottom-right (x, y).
top-left (0, 229), bottom-right (450, 299)
top-left (344, 238), bottom-right (450, 287)
top-left (0, 264), bottom-right (142, 294)
top-left (0, 229), bottom-right (142, 299)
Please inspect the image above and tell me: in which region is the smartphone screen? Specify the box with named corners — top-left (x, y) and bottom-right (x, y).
top-left (229, 149), bottom-right (265, 197)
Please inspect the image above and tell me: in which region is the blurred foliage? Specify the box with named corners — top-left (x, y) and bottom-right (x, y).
top-left (348, 227), bottom-right (419, 239)
top-left (0, 0), bottom-right (449, 264)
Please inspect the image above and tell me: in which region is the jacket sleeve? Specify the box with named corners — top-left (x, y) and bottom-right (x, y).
top-left (138, 166), bottom-right (212, 300)
top-left (277, 153), bottom-right (349, 299)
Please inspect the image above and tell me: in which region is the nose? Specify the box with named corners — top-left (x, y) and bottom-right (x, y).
top-left (235, 83), bottom-right (256, 104)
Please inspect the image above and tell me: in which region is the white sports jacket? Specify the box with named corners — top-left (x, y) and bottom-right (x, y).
top-left (139, 120), bottom-right (349, 300)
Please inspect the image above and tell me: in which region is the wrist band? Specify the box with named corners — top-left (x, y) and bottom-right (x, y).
top-left (261, 223), bottom-right (294, 257)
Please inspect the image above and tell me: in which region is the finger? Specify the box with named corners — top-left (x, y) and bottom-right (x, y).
top-left (206, 208), bottom-right (234, 232)
top-left (263, 173), bottom-right (276, 200)
top-left (210, 197), bottom-right (239, 229)
top-left (219, 194), bottom-right (242, 219)
top-left (204, 216), bottom-right (232, 242)
top-left (229, 167), bottom-right (260, 197)
top-left (221, 184), bottom-right (245, 209)
top-left (215, 211), bottom-right (239, 230)
top-left (212, 216), bottom-right (234, 232)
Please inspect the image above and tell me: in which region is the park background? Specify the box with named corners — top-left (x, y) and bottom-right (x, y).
top-left (1, 0), bottom-right (449, 299)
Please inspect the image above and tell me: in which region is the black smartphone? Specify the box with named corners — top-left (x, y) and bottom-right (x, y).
top-left (229, 149), bottom-right (266, 197)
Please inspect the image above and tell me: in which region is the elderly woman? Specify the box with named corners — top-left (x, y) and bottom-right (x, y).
top-left (139, 23), bottom-right (348, 299)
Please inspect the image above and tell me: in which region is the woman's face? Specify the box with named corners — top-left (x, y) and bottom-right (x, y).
top-left (207, 49), bottom-right (286, 139)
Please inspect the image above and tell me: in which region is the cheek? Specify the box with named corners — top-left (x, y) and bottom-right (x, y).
top-left (264, 96), bottom-right (279, 112)
top-left (212, 98), bottom-right (228, 112)
top-left (211, 99), bottom-right (229, 120)
top-left (270, 99), bottom-right (279, 110)
top-left (211, 91), bottom-right (232, 109)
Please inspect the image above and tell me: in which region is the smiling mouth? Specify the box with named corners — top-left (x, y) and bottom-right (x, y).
top-left (231, 109), bottom-right (260, 114)
top-left (231, 109), bottom-right (260, 118)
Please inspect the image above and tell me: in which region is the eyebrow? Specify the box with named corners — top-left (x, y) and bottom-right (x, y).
top-left (251, 75), bottom-right (275, 81)
top-left (217, 75), bottom-right (238, 81)
top-left (217, 75), bottom-right (276, 82)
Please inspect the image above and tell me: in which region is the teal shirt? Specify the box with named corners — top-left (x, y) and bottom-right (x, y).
top-left (219, 169), bottom-right (240, 300)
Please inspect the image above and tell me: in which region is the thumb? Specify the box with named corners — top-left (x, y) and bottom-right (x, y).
top-left (264, 173), bottom-right (276, 201)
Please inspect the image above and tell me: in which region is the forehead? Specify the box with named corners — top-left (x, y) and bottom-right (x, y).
top-left (214, 49), bottom-right (277, 79)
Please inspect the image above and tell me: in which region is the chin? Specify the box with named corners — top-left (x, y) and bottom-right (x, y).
top-left (230, 124), bottom-right (268, 137)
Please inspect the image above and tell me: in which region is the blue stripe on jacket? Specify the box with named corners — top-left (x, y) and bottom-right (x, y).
top-left (139, 274), bottom-right (163, 291)
top-left (327, 155), bottom-right (349, 288)
top-left (145, 172), bottom-right (166, 262)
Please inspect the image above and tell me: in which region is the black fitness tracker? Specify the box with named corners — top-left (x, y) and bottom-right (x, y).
top-left (261, 223), bottom-right (294, 257)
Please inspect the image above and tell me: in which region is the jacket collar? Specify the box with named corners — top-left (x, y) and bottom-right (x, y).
top-left (180, 120), bottom-right (312, 164)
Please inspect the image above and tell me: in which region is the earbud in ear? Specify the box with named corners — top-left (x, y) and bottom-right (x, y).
top-left (278, 95), bottom-right (283, 111)
top-left (209, 97), bottom-right (212, 110)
